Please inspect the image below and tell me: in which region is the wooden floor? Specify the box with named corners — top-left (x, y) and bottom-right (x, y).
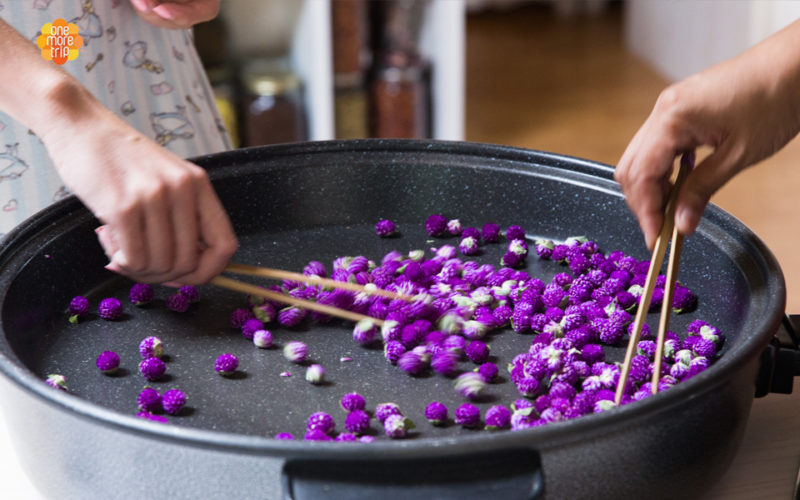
top-left (466, 2), bottom-right (800, 314)
top-left (465, 4), bottom-right (800, 499)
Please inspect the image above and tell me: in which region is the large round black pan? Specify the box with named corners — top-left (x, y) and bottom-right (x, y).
top-left (0, 140), bottom-right (786, 499)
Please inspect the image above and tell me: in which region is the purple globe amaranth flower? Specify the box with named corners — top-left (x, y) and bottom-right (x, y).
top-left (214, 353), bottom-right (239, 376)
top-left (384, 414), bottom-right (414, 439)
top-left (344, 409), bottom-right (371, 434)
top-left (465, 340), bottom-right (490, 364)
top-left (137, 387), bottom-right (161, 412)
top-left (454, 403), bottom-right (481, 428)
top-left (307, 411), bottom-right (335, 435)
top-left (425, 401), bottom-right (448, 425)
top-left (688, 356), bottom-right (710, 378)
top-left (253, 329), bottom-right (274, 349)
top-left (462, 320), bottom-right (489, 340)
top-left (275, 432), bottom-right (294, 440)
top-left (162, 389), bottom-right (187, 415)
top-left (139, 357), bottom-right (166, 381)
top-left (698, 324), bottom-right (723, 345)
top-left (477, 362), bottom-right (499, 382)
top-left (305, 364), bottom-right (326, 384)
top-left (375, 402), bottom-right (402, 424)
top-left (569, 254), bottom-right (591, 275)
top-left (45, 374), bottom-right (67, 391)
top-left (375, 219), bottom-right (397, 237)
top-left (515, 377), bottom-right (540, 397)
top-left (240, 318), bottom-right (264, 340)
top-left (129, 283), bottom-right (154, 306)
top-left (551, 244), bottom-right (568, 263)
top-left (353, 319), bottom-right (378, 346)
top-left (166, 293), bottom-right (190, 313)
top-left (433, 244), bottom-right (458, 260)
top-left (68, 295), bottom-right (90, 323)
top-left (549, 381), bottom-right (577, 400)
top-left (179, 285), bottom-right (199, 303)
top-left (381, 319), bottom-right (404, 343)
top-left (340, 392), bottom-right (366, 412)
top-left (506, 225), bottom-right (526, 241)
top-left (278, 306), bottom-right (307, 328)
top-left (459, 236), bottom-right (479, 256)
top-left (283, 341), bottom-right (308, 364)
top-left (98, 297), bottom-right (122, 320)
top-left (510, 409), bottom-right (537, 431)
top-left (454, 372), bottom-right (487, 400)
top-left (534, 239), bottom-right (554, 260)
top-left (431, 349), bottom-right (460, 377)
top-left (442, 334), bottom-right (466, 356)
top-left (672, 285), bottom-right (697, 314)
top-left (692, 337), bottom-right (717, 358)
top-left (508, 239), bottom-right (529, 258)
top-left (336, 432), bottom-right (358, 442)
top-left (484, 405), bottom-right (512, 430)
top-left (446, 219), bottom-right (463, 236)
top-left (637, 340), bottom-right (657, 360)
top-left (462, 226), bottom-right (481, 241)
top-left (670, 362), bottom-right (690, 381)
top-left (304, 429), bottom-right (333, 441)
top-left (384, 340), bottom-right (406, 364)
top-left (139, 336), bottom-right (164, 359)
top-left (482, 223), bottom-right (501, 243)
top-left (96, 350), bottom-right (120, 374)
top-left (398, 350), bottom-right (427, 376)
top-left (303, 260), bottom-right (327, 278)
top-left (230, 307), bottom-right (255, 328)
top-left (136, 411), bottom-right (168, 424)
top-left (252, 302), bottom-right (276, 323)
top-left (501, 251), bottom-right (524, 268)
top-left (425, 214), bottom-right (447, 237)
top-left (687, 319), bottom-right (709, 334)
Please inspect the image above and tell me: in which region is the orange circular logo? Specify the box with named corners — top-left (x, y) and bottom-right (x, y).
top-left (36, 19), bottom-right (83, 65)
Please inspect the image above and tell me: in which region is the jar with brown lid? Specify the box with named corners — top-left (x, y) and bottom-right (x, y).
top-left (239, 59), bottom-right (307, 146)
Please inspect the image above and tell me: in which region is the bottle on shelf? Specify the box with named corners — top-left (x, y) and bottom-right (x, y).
top-left (239, 58), bottom-right (307, 146)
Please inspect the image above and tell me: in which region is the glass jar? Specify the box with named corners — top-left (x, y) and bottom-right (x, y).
top-left (370, 54), bottom-right (428, 138)
top-left (239, 59), bottom-right (307, 146)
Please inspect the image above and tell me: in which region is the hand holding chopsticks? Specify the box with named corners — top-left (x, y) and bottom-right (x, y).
top-left (615, 152), bottom-right (694, 404)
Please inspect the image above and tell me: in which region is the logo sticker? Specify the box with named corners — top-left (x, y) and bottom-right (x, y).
top-left (36, 19), bottom-right (83, 65)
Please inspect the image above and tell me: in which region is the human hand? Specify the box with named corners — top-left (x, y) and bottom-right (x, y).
top-left (615, 23), bottom-right (800, 250)
top-left (42, 105), bottom-right (237, 285)
top-left (129, 0), bottom-right (220, 29)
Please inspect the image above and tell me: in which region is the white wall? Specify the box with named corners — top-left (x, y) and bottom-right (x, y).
top-left (625, 0), bottom-right (800, 82)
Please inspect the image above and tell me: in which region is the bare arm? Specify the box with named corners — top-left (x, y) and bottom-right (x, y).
top-left (0, 18), bottom-right (237, 284)
top-left (615, 19), bottom-right (800, 249)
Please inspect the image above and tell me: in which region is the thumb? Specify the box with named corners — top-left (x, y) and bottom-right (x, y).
top-left (674, 144), bottom-right (740, 236)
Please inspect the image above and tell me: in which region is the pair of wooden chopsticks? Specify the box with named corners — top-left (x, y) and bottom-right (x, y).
top-left (615, 152), bottom-right (694, 404)
top-left (210, 262), bottom-right (412, 327)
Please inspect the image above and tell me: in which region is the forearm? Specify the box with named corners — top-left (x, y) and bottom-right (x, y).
top-left (0, 18), bottom-right (108, 144)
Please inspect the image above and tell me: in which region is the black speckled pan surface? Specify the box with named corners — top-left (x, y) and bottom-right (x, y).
top-left (0, 140), bottom-right (786, 500)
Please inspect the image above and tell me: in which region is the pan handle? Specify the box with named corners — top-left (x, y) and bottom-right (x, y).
top-left (756, 314), bottom-right (800, 397)
top-left (281, 447), bottom-right (543, 500)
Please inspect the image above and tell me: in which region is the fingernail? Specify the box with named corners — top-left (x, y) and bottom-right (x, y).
top-left (152, 5), bottom-right (175, 20)
top-left (676, 207), bottom-right (695, 232)
top-left (130, 0), bottom-right (149, 12)
top-left (111, 250), bottom-right (128, 268)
